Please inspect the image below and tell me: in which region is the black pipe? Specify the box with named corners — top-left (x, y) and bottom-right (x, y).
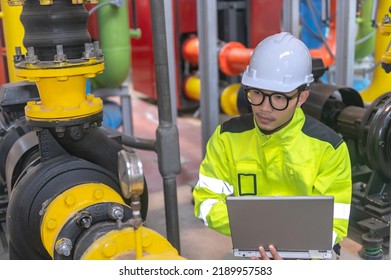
top-left (121, 134), bottom-right (156, 151)
top-left (50, 125), bottom-right (150, 219)
top-left (51, 125), bottom-right (123, 176)
top-left (359, 93), bottom-right (391, 181)
top-left (150, 0), bottom-right (181, 252)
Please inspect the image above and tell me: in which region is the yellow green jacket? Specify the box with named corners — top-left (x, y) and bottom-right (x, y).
top-left (193, 108), bottom-right (352, 245)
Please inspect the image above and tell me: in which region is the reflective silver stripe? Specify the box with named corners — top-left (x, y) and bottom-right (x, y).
top-left (334, 202), bottom-right (351, 220)
top-left (198, 198), bottom-right (219, 226)
top-left (198, 173), bottom-right (234, 195)
top-left (332, 231), bottom-right (337, 247)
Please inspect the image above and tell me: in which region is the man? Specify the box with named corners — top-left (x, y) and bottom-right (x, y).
top-left (192, 32), bottom-right (352, 260)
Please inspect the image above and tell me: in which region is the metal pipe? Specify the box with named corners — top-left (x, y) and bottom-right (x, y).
top-left (370, 0), bottom-right (378, 27)
top-left (321, 0), bottom-right (330, 23)
top-left (52, 125), bottom-right (123, 176)
top-left (149, 0), bottom-right (181, 252)
top-left (197, 0), bottom-right (219, 157)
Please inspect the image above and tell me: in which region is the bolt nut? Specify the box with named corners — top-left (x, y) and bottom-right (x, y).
top-left (76, 212), bottom-right (92, 229)
top-left (55, 238), bottom-right (73, 257)
top-left (108, 205), bottom-right (124, 220)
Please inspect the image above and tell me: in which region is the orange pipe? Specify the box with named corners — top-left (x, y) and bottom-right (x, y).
top-left (181, 36), bottom-right (199, 65)
top-left (182, 37), bottom-right (253, 76)
top-left (309, 0), bottom-right (336, 67)
top-left (218, 42), bottom-right (253, 76)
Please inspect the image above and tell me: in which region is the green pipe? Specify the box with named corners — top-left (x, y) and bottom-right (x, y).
top-left (355, 0), bottom-right (375, 61)
top-left (93, 0), bottom-right (131, 89)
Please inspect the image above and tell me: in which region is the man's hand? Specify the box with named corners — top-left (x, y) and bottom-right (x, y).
top-left (251, 245), bottom-right (283, 260)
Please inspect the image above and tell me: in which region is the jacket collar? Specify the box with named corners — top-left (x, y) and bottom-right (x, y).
top-left (254, 108), bottom-right (305, 145)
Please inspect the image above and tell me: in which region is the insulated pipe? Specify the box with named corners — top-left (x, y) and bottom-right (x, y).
top-left (93, 0), bottom-right (131, 88)
top-left (182, 37), bottom-right (253, 76)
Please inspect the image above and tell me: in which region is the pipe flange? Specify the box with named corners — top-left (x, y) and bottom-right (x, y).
top-left (53, 202), bottom-right (133, 260)
top-left (358, 92), bottom-right (391, 180)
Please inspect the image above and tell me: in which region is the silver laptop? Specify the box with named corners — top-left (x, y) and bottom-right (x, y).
top-left (226, 195), bottom-right (334, 259)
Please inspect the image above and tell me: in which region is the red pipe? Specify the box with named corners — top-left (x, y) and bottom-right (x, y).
top-left (0, 46), bottom-right (7, 84)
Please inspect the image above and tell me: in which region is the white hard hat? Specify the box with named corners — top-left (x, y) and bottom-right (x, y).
top-left (241, 32), bottom-right (314, 93)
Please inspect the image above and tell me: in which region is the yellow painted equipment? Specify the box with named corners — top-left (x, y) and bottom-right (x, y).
top-left (184, 75), bottom-right (240, 116)
top-left (80, 226), bottom-right (184, 260)
top-left (0, 0), bottom-right (25, 82)
top-left (220, 83), bottom-right (240, 116)
top-left (360, 0), bottom-right (391, 103)
top-left (16, 62), bottom-right (104, 121)
top-left (40, 183), bottom-right (125, 258)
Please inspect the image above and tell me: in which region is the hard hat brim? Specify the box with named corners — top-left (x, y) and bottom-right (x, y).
top-left (241, 73), bottom-right (313, 93)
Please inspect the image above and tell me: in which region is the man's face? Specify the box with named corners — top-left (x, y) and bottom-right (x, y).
top-left (249, 89), bottom-right (309, 133)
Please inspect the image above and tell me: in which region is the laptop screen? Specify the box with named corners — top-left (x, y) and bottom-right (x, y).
top-left (226, 195), bottom-right (334, 259)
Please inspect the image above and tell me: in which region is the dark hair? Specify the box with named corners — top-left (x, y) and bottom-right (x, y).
top-left (297, 84), bottom-right (309, 92)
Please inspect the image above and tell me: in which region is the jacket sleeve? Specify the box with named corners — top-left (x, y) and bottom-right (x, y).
top-left (313, 140), bottom-right (352, 245)
top-left (193, 126), bottom-right (234, 236)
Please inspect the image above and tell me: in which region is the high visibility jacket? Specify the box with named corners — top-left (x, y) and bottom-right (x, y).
top-left (193, 108), bottom-right (352, 245)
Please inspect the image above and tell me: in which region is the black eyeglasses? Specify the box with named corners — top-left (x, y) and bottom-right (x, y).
top-left (245, 87), bottom-right (302, 111)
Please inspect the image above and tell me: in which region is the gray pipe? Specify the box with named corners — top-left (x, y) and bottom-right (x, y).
top-left (149, 0), bottom-right (181, 253)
